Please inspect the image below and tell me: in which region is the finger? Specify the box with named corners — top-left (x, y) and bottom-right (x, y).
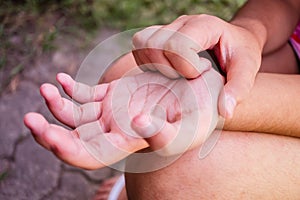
top-left (131, 113), bottom-right (180, 156)
top-left (133, 25), bottom-right (162, 49)
top-left (132, 49), bottom-right (157, 72)
top-left (164, 15), bottom-right (223, 78)
top-left (133, 21), bottom-right (189, 76)
top-left (75, 120), bottom-right (107, 140)
top-left (144, 15), bottom-right (191, 50)
top-left (141, 17), bottom-right (191, 78)
top-left (218, 51), bottom-right (260, 118)
top-left (56, 73), bottom-right (109, 104)
top-left (154, 63), bottom-right (181, 79)
top-left (76, 120), bottom-right (147, 166)
top-left (139, 46), bottom-right (180, 79)
top-left (132, 50), bottom-right (147, 71)
top-left (40, 83), bottom-right (102, 127)
top-left (99, 53), bottom-right (140, 84)
top-left (24, 112), bottom-right (52, 150)
top-left (164, 48), bottom-right (212, 78)
top-left (133, 26), bottom-right (162, 72)
top-left (24, 112), bottom-right (102, 169)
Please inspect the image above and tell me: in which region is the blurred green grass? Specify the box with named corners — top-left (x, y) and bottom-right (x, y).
top-left (93, 0), bottom-right (245, 29)
top-left (0, 0), bottom-right (245, 93)
top-left (0, 0), bottom-right (246, 31)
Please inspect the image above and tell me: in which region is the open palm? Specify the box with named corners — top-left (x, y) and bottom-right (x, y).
top-left (24, 68), bottom-right (223, 169)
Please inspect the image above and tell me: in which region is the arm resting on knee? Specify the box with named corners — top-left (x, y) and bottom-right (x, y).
top-left (224, 73), bottom-right (300, 137)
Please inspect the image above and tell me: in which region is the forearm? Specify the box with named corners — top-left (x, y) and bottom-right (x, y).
top-left (224, 73), bottom-right (300, 137)
top-left (231, 0), bottom-right (300, 54)
top-left (98, 53), bottom-right (140, 83)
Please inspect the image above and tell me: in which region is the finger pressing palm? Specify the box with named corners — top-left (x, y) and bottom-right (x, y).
top-left (24, 68), bottom-right (223, 169)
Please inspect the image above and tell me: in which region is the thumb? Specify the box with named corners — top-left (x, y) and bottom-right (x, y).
top-left (131, 110), bottom-right (178, 156)
top-left (218, 55), bottom-right (259, 118)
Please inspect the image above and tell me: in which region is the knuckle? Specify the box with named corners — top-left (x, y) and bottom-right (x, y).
top-left (146, 36), bottom-right (164, 50)
top-left (179, 14), bottom-right (188, 18)
top-left (145, 38), bottom-right (156, 48)
top-left (132, 32), bottom-right (143, 48)
top-left (176, 14), bottom-right (188, 20)
top-left (195, 14), bottom-right (223, 25)
top-left (164, 39), bottom-right (179, 52)
top-left (196, 14), bottom-right (213, 20)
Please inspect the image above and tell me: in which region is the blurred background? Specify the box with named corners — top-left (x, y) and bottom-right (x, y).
top-left (0, 0), bottom-right (245, 199)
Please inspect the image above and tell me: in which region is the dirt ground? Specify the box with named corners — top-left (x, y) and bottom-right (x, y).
top-left (0, 23), bottom-right (122, 199)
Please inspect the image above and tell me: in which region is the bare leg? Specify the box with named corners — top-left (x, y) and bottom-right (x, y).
top-left (126, 131), bottom-right (300, 199)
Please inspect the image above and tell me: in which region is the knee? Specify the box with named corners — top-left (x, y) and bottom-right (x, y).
top-left (125, 131), bottom-right (300, 199)
top-left (124, 132), bottom-right (238, 199)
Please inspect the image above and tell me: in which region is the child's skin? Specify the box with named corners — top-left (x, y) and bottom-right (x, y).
top-left (24, 67), bottom-right (224, 169)
top-left (132, 15), bottom-right (263, 119)
top-left (24, 68), bottom-right (300, 170)
top-left (128, 0), bottom-right (300, 119)
top-left (24, 0), bottom-right (300, 198)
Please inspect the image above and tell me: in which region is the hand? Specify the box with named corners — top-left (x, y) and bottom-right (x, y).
top-left (24, 68), bottom-right (223, 169)
top-left (132, 14), bottom-right (263, 118)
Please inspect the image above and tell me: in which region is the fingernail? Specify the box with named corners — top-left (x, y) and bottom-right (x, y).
top-left (133, 114), bottom-right (151, 127)
top-left (57, 73), bottom-right (70, 84)
top-left (225, 94), bottom-right (236, 118)
top-left (132, 114), bottom-right (160, 138)
top-left (197, 57), bottom-right (212, 73)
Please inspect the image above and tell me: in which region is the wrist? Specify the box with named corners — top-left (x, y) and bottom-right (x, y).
top-left (230, 18), bottom-right (267, 52)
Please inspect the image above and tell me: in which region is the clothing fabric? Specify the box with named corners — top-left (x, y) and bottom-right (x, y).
top-left (290, 22), bottom-right (300, 60)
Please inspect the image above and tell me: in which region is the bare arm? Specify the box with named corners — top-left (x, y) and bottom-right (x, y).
top-left (227, 1), bottom-right (300, 136)
top-left (101, 56), bottom-right (300, 137)
top-left (100, 54), bottom-right (300, 137)
top-left (98, 53), bottom-right (139, 84)
top-left (224, 73), bottom-right (300, 137)
top-left (231, 0), bottom-right (300, 54)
